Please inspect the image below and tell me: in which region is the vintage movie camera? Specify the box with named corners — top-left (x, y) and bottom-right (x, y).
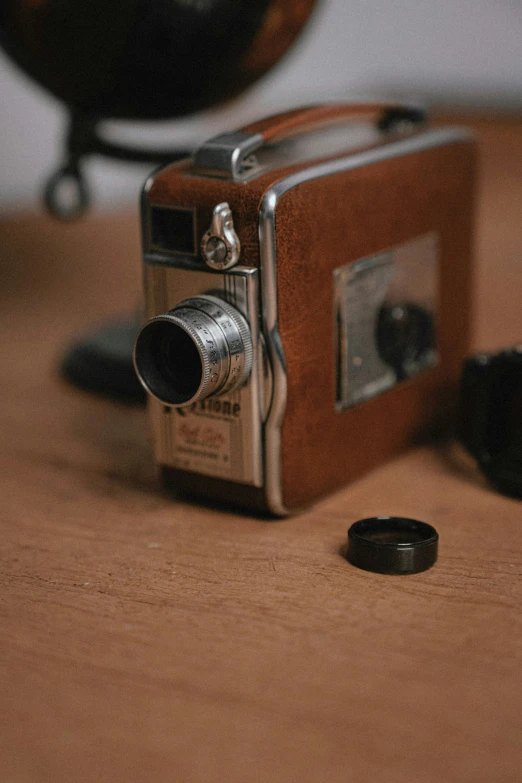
top-left (134, 102), bottom-right (476, 514)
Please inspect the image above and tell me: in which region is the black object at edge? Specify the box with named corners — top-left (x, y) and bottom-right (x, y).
top-left (458, 347), bottom-right (522, 499)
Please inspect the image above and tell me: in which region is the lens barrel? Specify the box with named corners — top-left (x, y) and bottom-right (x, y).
top-left (134, 295), bottom-right (252, 407)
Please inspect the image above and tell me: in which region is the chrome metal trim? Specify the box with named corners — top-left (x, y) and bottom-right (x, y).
top-left (259, 127), bottom-right (472, 515)
top-left (259, 189), bottom-right (287, 514)
top-left (193, 131), bottom-right (264, 180)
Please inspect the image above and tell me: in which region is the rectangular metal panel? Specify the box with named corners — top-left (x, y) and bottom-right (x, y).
top-left (144, 263), bottom-right (264, 486)
top-left (334, 233), bottom-right (439, 410)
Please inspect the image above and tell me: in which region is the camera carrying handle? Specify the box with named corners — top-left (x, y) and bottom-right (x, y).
top-left (242, 101), bottom-right (426, 142)
top-left (194, 100), bottom-right (426, 180)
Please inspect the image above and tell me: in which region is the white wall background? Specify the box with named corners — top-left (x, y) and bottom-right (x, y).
top-left (1, 0), bottom-right (521, 211)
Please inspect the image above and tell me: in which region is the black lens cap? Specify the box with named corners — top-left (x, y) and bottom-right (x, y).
top-left (346, 517), bottom-right (438, 574)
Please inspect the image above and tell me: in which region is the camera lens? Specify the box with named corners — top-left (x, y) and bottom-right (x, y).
top-left (136, 320), bottom-right (203, 405)
top-left (134, 295), bottom-right (252, 407)
top-left (376, 302), bottom-right (434, 380)
top-left (159, 325), bottom-right (202, 396)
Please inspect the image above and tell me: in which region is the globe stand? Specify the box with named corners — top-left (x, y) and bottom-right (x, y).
top-left (1, 0), bottom-right (324, 402)
top-left (46, 113), bottom-right (191, 402)
top-left (45, 112), bottom-right (191, 221)
top-left (61, 316), bottom-right (146, 404)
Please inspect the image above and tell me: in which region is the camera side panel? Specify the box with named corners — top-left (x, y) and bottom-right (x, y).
top-left (273, 136), bottom-right (477, 511)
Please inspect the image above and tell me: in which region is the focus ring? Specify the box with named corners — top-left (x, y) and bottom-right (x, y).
top-left (180, 296), bottom-right (253, 395)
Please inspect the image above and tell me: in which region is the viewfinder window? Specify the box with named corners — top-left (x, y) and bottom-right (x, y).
top-left (150, 206), bottom-right (196, 255)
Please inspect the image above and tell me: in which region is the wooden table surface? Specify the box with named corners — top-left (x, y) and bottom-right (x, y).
top-left (1, 115), bottom-right (521, 783)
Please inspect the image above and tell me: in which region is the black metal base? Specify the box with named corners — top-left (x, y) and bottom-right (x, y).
top-left (61, 316), bottom-right (146, 404)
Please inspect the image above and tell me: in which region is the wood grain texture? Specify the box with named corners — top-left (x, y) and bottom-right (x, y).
top-left (0, 114), bottom-right (521, 783)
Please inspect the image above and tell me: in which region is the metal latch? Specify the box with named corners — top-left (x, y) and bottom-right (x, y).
top-left (200, 203), bottom-right (241, 270)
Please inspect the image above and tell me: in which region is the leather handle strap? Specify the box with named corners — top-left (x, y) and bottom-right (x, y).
top-left (194, 100), bottom-right (426, 180)
top-left (241, 101), bottom-right (426, 144)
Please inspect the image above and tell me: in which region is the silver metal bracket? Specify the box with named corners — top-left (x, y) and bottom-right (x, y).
top-left (193, 131), bottom-right (264, 180)
top-left (200, 203), bottom-right (241, 270)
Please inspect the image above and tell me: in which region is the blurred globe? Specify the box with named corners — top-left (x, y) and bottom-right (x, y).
top-left (0, 0), bottom-right (319, 120)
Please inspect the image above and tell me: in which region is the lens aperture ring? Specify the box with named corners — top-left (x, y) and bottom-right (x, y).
top-left (185, 296), bottom-right (253, 395)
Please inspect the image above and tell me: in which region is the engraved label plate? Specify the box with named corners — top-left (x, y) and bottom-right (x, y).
top-left (334, 234), bottom-right (439, 410)
top-left (160, 397), bottom-right (245, 481)
top-left (145, 263), bottom-right (263, 485)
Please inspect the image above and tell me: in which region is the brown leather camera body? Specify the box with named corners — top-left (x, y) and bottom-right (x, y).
top-left (139, 104), bottom-right (476, 514)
